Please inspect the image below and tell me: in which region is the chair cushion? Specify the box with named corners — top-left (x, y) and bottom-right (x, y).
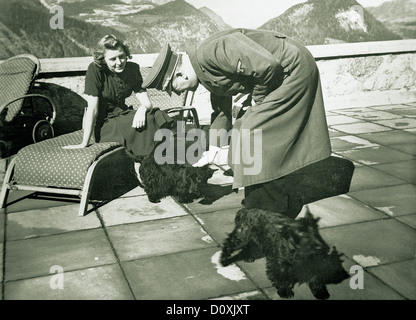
top-left (13, 131), bottom-right (122, 189)
top-left (0, 56), bottom-right (37, 122)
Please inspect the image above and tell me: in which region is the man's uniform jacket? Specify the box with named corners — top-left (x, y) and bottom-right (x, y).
top-left (188, 28), bottom-right (332, 189)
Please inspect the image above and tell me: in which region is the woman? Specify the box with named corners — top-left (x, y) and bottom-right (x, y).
top-left (64, 35), bottom-right (173, 179)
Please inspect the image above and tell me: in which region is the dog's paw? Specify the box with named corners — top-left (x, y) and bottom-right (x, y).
top-left (148, 197), bottom-right (161, 203)
top-left (177, 197), bottom-right (193, 204)
top-left (243, 258), bottom-right (256, 263)
top-left (309, 282), bottom-right (330, 300)
top-left (277, 287), bottom-right (295, 299)
top-left (220, 255), bottom-right (233, 267)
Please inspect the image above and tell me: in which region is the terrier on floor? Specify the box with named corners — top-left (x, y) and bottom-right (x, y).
top-left (220, 207), bottom-right (349, 300)
top-left (132, 153), bottom-right (216, 203)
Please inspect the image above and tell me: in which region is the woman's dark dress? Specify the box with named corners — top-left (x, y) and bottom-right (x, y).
top-left (84, 61), bottom-right (172, 157)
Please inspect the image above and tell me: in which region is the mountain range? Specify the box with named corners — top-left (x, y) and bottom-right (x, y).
top-left (366, 0), bottom-right (416, 39)
top-left (0, 0), bottom-right (408, 60)
top-left (259, 0), bottom-right (401, 45)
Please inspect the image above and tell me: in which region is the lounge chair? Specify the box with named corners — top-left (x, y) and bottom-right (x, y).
top-left (0, 66), bottom-right (199, 216)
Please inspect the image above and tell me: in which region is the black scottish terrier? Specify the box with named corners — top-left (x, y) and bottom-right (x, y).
top-left (220, 207), bottom-right (349, 300)
top-left (134, 153), bottom-right (216, 203)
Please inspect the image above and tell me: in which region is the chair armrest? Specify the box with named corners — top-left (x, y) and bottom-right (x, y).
top-left (0, 93), bottom-right (57, 125)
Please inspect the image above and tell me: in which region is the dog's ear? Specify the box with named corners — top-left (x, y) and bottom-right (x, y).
top-left (195, 164), bottom-right (217, 179)
top-left (303, 208), bottom-right (320, 225)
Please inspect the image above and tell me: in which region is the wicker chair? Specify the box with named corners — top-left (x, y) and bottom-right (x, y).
top-left (0, 54), bottom-right (56, 158)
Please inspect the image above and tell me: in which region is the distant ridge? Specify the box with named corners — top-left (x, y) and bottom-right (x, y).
top-left (366, 0), bottom-right (416, 39)
top-left (259, 0), bottom-right (401, 45)
top-left (199, 6), bottom-right (232, 30)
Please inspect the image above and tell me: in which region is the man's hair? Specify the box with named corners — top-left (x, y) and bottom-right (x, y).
top-left (93, 34), bottom-right (132, 69)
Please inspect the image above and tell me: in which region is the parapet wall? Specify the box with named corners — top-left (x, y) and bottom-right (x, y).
top-left (25, 39), bottom-right (416, 131)
top-left (310, 39), bottom-right (416, 110)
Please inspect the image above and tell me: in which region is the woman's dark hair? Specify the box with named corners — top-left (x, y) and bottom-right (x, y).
top-left (93, 35), bottom-right (132, 68)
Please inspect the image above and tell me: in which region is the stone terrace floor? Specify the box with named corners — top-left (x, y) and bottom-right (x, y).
top-left (0, 102), bottom-right (415, 301)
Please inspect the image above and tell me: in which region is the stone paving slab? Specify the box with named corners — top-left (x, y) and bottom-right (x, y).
top-left (330, 135), bottom-right (380, 151)
top-left (348, 165), bottom-right (406, 192)
top-left (4, 264), bottom-right (134, 300)
top-left (370, 104), bottom-right (410, 110)
top-left (319, 219), bottom-right (416, 267)
top-left (330, 122), bottom-right (392, 135)
top-left (372, 160), bottom-right (416, 184)
top-left (97, 195), bottom-right (189, 226)
top-left (374, 118), bottom-right (416, 130)
top-left (333, 107), bottom-right (376, 114)
top-left (389, 142), bottom-right (416, 156)
top-left (348, 184), bottom-right (416, 217)
top-left (334, 110), bottom-right (403, 121)
top-left (395, 213), bottom-right (416, 229)
top-left (326, 115), bottom-right (362, 126)
top-left (405, 128), bottom-right (416, 134)
top-left (387, 108), bottom-right (416, 118)
top-left (328, 127), bottom-right (349, 138)
top-left (367, 259), bottom-right (416, 300)
top-left (5, 229), bottom-right (116, 281)
top-left (335, 146), bottom-right (415, 166)
top-left (107, 215), bottom-right (217, 262)
top-left (193, 208), bottom-right (239, 245)
top-left (358, 130), bottom-right (416, 146)
top-left (300, 195), bottom-right (386, 228)
top-left (122, 247), bottom-right (258, 300)
top-left (6, 204), bottom-right (101, 241)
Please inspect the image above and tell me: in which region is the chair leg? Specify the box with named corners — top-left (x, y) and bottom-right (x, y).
top-left (78, 189), bottom-right (91, 217)
top-left (0, 157), bottom-right (17, 209)
top-left (77, 147), bottom-right (125, 216)
top-left (78, 158), bottom-right (99, 217)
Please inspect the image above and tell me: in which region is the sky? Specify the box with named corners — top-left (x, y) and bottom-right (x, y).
top-left (184, 0), bottom-right (394, 29)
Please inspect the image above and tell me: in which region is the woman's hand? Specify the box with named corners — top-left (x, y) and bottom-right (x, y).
top-left (132, 107), bottom-right (147, 128)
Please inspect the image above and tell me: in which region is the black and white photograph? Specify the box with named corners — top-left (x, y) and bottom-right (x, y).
top-left (0, 0), bottom-right (415, 307)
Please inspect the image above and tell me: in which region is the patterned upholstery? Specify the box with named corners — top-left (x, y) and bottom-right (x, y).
top-left (0, 55), bottom-right (37, 122)
top-left (13, 131), bottom-right (121, 189)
